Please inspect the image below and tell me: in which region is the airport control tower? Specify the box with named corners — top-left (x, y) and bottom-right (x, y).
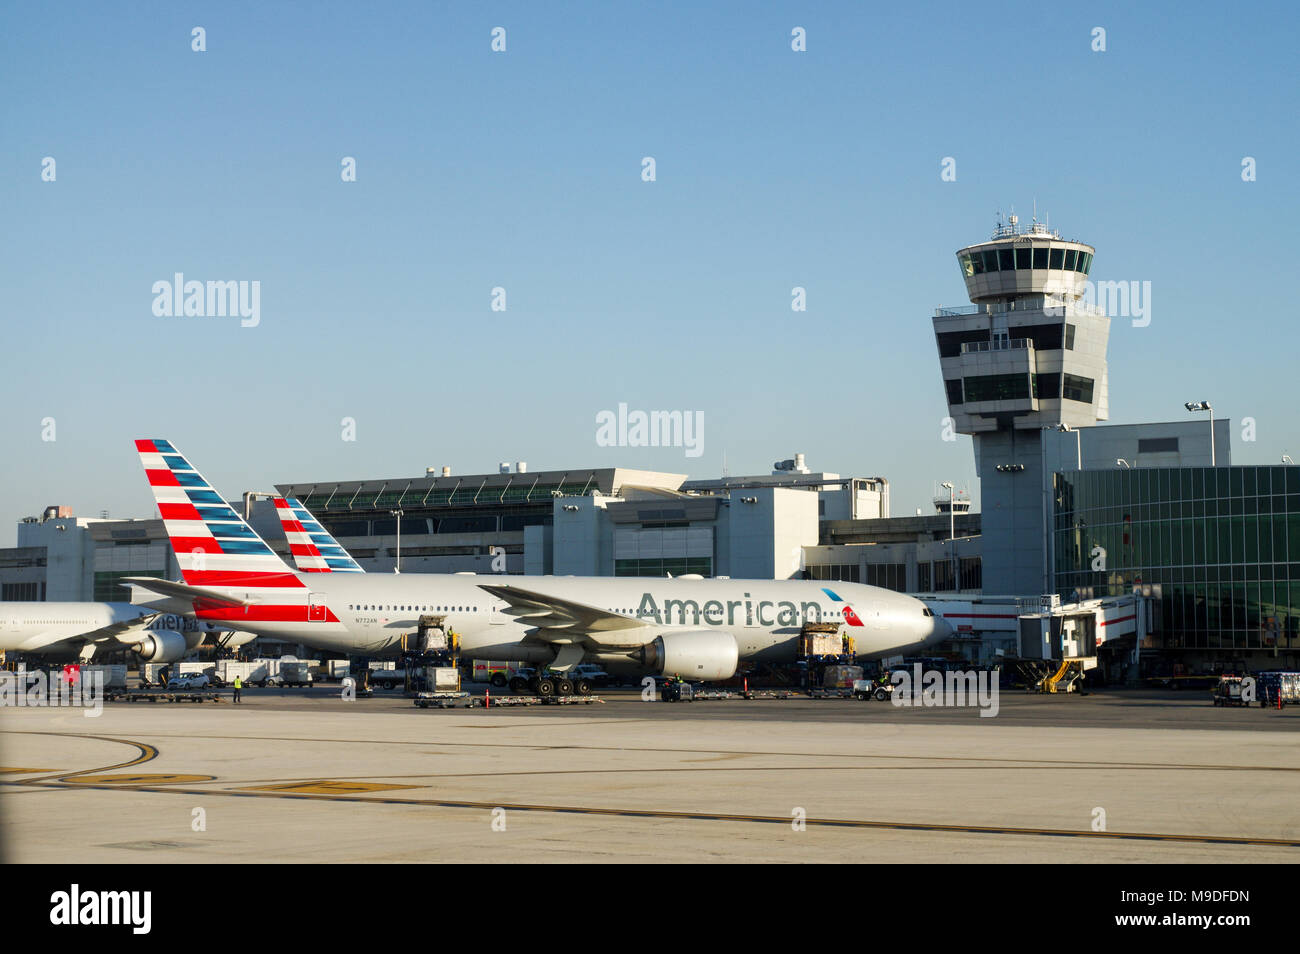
top-left (932, 214), bottom-right (1110, 595)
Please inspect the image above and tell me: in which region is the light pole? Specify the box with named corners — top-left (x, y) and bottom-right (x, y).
top-left (1055, 423), bottom-right (1081, 469)
top-left (1283, 455), bottom-right (1295, 465)
top-left (941, 481), bottom-right (958, 591)
top-left (390, 509), bottom-right (403, 573)
top-left (1185, 401), bottom-right (1214, 466)
top-left (1116, 459), bottom-right (1131, 469)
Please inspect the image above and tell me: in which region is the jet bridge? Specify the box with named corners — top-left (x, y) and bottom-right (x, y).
top-left (1014, 594), bottom-right (1145, 692)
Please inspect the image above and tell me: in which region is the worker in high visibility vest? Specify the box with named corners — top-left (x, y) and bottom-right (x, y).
top-left (232, 675), bottom-right (242, 704)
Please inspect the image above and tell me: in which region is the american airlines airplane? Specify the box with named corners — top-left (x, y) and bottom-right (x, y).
top-left (0, 604), bottom-right (202, 664)
top-left (125, 440), bottom-right (951, 681)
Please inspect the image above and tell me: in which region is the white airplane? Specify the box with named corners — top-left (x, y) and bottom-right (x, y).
top-left (0, 604), bottom-right (202, 664)
top-left (125, 440), bottom-right (951, 681)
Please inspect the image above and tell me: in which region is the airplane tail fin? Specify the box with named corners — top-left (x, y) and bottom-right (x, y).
top-left (273, 497), bottom-right (365, 573)
top-left (134, 439), bottom-right (300, 589)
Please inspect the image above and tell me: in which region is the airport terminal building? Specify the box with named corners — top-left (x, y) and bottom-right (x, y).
top-left (2, 217), bottom-right (1297, 672)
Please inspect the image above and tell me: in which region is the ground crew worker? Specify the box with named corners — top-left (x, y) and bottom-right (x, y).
top-left (232, 675), bottom-right (242, 704)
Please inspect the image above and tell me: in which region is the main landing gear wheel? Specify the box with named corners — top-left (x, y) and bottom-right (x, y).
top-left (574, 679), bottom-right (592, 696)
top-left (535, 677), bottom-right (556, 697)
top-left (555, 678), bottom-right (574, 696)
top-left (509, 676), bottom-right (528, 693)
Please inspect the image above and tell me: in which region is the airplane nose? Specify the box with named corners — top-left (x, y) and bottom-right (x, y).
top-left (929, 615), bottom-right (953, 645)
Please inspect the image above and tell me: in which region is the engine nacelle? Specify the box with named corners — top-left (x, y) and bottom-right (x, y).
top-left (132, 629), bottom-right (190, 663)
top-left (640, 630), bottom-right (739, 681)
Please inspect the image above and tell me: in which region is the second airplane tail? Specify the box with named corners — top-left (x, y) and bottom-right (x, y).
top-left (273, 497), bottom-right (365, 573)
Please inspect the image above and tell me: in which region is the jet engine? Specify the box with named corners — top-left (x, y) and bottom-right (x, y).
top-left (638, 630), bottom-right (739, 681)
top-left (132, 629), bottom-right (190, 663)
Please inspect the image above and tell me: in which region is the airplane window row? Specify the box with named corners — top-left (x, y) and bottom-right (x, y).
top-left (347, 605), bottom-right (479, 613)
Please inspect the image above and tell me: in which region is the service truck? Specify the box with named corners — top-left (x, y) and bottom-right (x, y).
top-left (279, 660), bottom-right (313, 687)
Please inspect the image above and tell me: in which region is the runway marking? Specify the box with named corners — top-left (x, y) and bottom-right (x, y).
top-left (73, 773), bottom-right (215, 785)
top-left (17, 778), bottom-right (1300, 849)
top-left (0, 731), bottom-right (159, 782)
top-left (6, 730), bottom-right (1298, 849)
top-left (0, 767), bottom-right (54, 774)
top-left (112, 732), bottom-right (1300, 774)
top-left (240, 780), bottom-right (420, 795)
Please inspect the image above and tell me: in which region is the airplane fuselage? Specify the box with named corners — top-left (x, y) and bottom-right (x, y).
top-left (0, 603), bottom-right (150, 660)
top-left (179, 574), bottom-right (948, 664)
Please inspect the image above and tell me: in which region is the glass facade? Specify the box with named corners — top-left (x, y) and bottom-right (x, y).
top-left (864, 563), bottom-right (906, 591)
top-left (960, 246), bottom-right (1093, 277)
top-left (806, 563), bottom-right (862, 583)
top-left (94, 569), bottom-right (165, 602)
top-left (615, 557), bottom-right (712, 577)
top-left (1054, 466), bottom-right (1300, 651)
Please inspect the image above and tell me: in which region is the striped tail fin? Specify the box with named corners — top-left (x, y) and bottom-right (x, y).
top-left (134, 439), bottom-right (302, 590)
top-left (273, 497), bottom-right (365, 573)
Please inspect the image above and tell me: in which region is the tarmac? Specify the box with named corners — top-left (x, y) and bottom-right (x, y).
top-left (3, 687), bottom-right (1298, 863)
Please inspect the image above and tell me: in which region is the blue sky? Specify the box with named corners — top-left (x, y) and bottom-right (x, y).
top-left (2, 1), bottom-right (1297, 543)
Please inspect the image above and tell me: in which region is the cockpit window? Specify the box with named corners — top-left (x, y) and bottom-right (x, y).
top-left (922, 608), bottom-right (933, 617)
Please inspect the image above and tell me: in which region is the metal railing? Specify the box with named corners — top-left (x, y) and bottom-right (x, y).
top-left (961, 338), bottom-right (1030, 354)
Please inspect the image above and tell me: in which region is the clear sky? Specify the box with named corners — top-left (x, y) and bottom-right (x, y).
top-left (2, 1), bottom-right (1297, 543)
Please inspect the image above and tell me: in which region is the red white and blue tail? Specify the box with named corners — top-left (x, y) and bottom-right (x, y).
top-left (273, 497), bottom-right (365, 573)
top-left (135, 439), bottom-right (301, 589)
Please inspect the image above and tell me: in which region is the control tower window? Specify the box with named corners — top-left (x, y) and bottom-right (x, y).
top-left (1015, 247), bottom-right (1031, 269)
top-left (945, 379), bottom-right (964, 405)
top-left (1079, 252), bottom-right (1093, 274)
top-left (981, 250), bottom-right (999, 272)
top-left (1032, 248), bottom-right (1048, 269)
top-left (1049, 248), bottom-right (1065, 269)
top-left (971, 253), bottom-right (985, 275)
top-left (960, 254), bottom-right (974, 277)
top-left (1065, 324), bottom-right (1076, 349)
top-left (998, 249), bottom-right (1014, 270)
top-left (1062, 373), bottom-right (1095, 403)
top-left (964, 373), bottom-right (1030, 402)
top-left (1064, 249), bottom-right (1079, 270)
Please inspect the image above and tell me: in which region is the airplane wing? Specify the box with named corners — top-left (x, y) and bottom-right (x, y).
top-left (83, 613), bottom-right (162, 647)
top-left (476, 582), bottom-right (649, 649)
top-left (121, 577), bottom-right (254, 608)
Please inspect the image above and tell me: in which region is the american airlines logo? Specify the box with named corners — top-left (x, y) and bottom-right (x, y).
top-left (49, 884), bottom-right (151, 934)
top-left (636, 592), bottom-right (848, 627)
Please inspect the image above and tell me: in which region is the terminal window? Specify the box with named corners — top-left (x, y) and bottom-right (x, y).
top-left (807, 564), bottom-right (861, 584)
top-left (2, 582), bottom-right (44, 601)
top-left (864, 563), bottom-right (907, 592)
